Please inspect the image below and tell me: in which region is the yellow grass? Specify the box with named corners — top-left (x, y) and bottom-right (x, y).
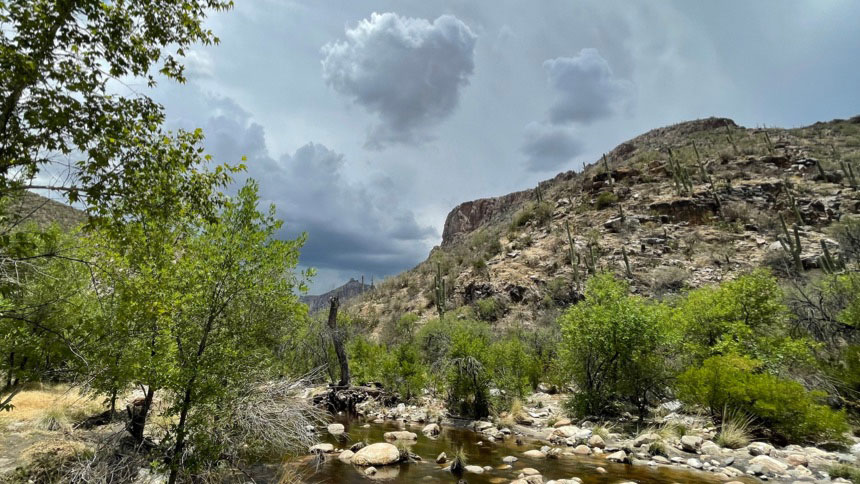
top-left (3, 384), bottom-right (102, 428)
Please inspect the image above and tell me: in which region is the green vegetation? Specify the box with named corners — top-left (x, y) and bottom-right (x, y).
top-left (594, 191), bottom-right (618, 209)
top-left (677, 355), bottom-right (848, 443)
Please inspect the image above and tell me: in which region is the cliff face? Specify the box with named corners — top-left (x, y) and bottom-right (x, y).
top-left (347, 115), bottom-right (860, 333)
top-left (441, 189), bottom-right (532, 246)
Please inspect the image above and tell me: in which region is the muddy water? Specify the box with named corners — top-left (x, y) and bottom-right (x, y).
top-left (289, 418), bottom-right (754, 484)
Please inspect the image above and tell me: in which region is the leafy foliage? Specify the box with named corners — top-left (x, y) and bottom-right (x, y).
top-left (677, 355), bottom-right (848, 443)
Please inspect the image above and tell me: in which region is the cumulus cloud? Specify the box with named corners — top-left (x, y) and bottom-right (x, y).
top-left (164, 89), bottom-right (437, 289)
top-left (521, 122), bottom-right (584, 172)
top-left (321, 12), bottom-right (477, 149)
top-left (544, 48), bottom-right (634, 125)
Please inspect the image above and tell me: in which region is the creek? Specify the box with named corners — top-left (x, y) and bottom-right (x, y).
top-left (281, 418), bottom-right (753, 484)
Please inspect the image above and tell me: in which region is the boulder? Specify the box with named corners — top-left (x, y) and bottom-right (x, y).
top-left (551, 425), bottom-right (580, 439)
top-left (633, 432), bottom-right (659, 447)
top-left (749, 455), bottom-right (788, 474)
top-left (338, 450), bottom-right (354, 462)
top-left (747, 442), bottom-right (775, 456)
top-left (522, 467), bottom-right (541, 475)
top-left (588, 435), bottom-right (606, 448)
top-left (351, 443), bottom-right (401, 466)
top-left (422, 423), bottom-right (440, 436)
top-left (680, 435), bottom-right (703, 452)
top-left (503, 455), bottom-right (518, 463)
top-left (523, 449), bottom-right (546, 459)
top-left (572, 445), bottom-right (591, 455)
top-left (606, 450), bottom-right (628, 463)
top-left (383, 431), bottom-right (418, 441)
top-left (435, 452), bottom-right (446, 464)
top-left (309, 443), bottom-right (334, 453)
top-left (553, 418), bottom-right (572, 428)
top-left (326, 423), bottom-right (345, 436)
top-left (786, 454), bottom-right (809, 466)
top-left (700, 441), bottom-right (722, 456)
top-left (364, 467), bottom-right (377, 476)
top-left (686, 458), bottom-right (703, 469)
top-left (464, 465), bottom-right (484, 474)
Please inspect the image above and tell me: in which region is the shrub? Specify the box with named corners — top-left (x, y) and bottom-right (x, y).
top-left (511, 201), bottom-right (552, 230)
top-left (676, 355), bottom-right (849, 443)
top-left (649, 266), bottom-right (689, 293)
top-left (559, 274), bottom-right (676, 418)
top-left (829, 464), bottom-right (860, 483)
top-left (488, 339), bottom-right (535, 401)
top-left (476, 297), bottom-right (504, 322)
top-left (594, 192), bottom-right (618, 209)
top-left (831, 215), bottom-right (860, 264)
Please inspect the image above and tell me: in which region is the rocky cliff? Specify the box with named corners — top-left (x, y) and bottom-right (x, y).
top-left (301, 277), bottom-right (374, 313)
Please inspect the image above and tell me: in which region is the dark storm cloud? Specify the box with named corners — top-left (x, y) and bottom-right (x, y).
top-left (321, 12), bottom-right (478, 149)
top-left (544, 48), bottom-right (634, 125)
top-left (521, 123), bottom-right (584, 172)
top-left (170, 91), bottom-right (438, 280)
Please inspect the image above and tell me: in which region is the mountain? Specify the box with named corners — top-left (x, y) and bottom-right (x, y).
top-left (3, 191), bottom-right (86, 230)
top-left (346, 115), bottom-right (860, 332)
top-left (301, 277), bottom-right (374, 313)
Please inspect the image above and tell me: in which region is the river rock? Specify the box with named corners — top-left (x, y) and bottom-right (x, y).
top-left (364, 466), bottom-right (377, 476)
top-left (747, 442), bottom-right (775, 456)
top-left (522, 467), bottom-right (541, 476)
top-left (749, 455), bottom-right (788, 474)
top-left (701, 440), bottom-right (722, 456)
top-left (464, 465), bottom-right (484, 474)
top-left (686, 458), bottom-right (703, 469)
top-left (475, 421), bottom-right (494, 431)
top-left (553, 418), bottom-right (572, 428)
top-left (551, 425), bottom-right (579, 439)
top-left (572, 445), bottom-right (591, 455)
top-left (633, 432), bottom-right (659, 447)
top-left (309, 443), bottom-right (334, 453)
top-left (606, 450), bottom-right (628, 463)
top-left (422, 423), bottom-right (440, 436)
top-left (351, 443), bottom-right (401, 466)
top-left (338, 450), bottom-right (354, 462)
top-left (680, 435), bottom-right (703, 452)
top-left (503, 455), bottom-right (518, 463)
top-left (327, 423), bottom-right (345, 436)
top-left (587, 434), bottom-right (605, 448)
top-left (786, 453), bottom-right (809, 466)
top-left (436, 452), bottom-right (446, 464)
top-left (383, 431), bottom-right (418, 441)
top-left (523, 449), bottom-right (546, 459)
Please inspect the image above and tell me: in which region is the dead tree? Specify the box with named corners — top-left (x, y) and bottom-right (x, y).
top-left (327, 296), bottom-right (350, 387)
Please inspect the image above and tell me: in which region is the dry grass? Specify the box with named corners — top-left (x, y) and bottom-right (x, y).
top-left (716, 408), bottom-right (755, 449)
top-left (3, 384), bottom-right (103, 428)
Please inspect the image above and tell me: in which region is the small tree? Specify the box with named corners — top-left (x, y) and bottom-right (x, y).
top-left (559, 273), bottom-right (675, 418)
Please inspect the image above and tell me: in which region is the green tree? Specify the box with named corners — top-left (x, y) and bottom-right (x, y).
top-left (558, 273), bottom-right (675, 418)
top-left (675, 269), bottom-right (813, 371)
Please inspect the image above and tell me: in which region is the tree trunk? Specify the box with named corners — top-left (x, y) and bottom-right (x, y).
top-left (127, 386), bottom-right (154, 443)
top-left (168, 384), bottom-right (194, 484)
top-left (327, 296), bottom-right (350, 387)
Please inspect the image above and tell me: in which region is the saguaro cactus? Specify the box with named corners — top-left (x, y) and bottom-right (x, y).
top-left (603, 154), bottom-right (614, 186)
top-left (841, 161), bottom-right (858, 189)
top-left (434, 263), bottom-right (446, 317)
top-left (778, 213), bottom-right (804, 273)
top-left (622, 247), bottom-right (632, 278)
top-left (565, 220), bottom-right (580, 286)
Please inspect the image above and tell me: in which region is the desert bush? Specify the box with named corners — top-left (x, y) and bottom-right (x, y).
top-left (649, 266), bottom-right (689, 293)
top-left (476, 297), bottom-right (505, 322)
top-left (594, 191), bottom-right (618, 209)
top-left (559, 274), bottom-right (676, 418)
top-left (676, 354), bottom-right (848, 443)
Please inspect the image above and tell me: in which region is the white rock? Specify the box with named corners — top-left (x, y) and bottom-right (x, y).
top-left (749, 455), bottom-right (788, 474)
top-left (351, 443), bottom-right (401, 466)
top-left (464, 465), bottom-right (484, 474)
top-left (309, 443), bottom-right (334, 453)
top-left (327, 423), bottom-right (345, 436)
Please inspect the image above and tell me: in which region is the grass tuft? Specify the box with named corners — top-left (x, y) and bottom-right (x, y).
top-left (716, 407), bottom-right (755, 449)
top-left (829, 464), bottom-right (860, 483)
top-left (450, 446), bottom-right (467, 475)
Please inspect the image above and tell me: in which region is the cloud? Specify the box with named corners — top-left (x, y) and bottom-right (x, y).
top-left (163, 88), bottom-right (438, 289)
top-left (544, 48), bottom-right (634, 125)
top-left (521, 122), bottom-right (584, 172)
top-left (321, 12), bottom-right (477, 149)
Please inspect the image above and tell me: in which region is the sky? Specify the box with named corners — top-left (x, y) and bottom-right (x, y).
top-left (149, 0), bottom-right (860, 293)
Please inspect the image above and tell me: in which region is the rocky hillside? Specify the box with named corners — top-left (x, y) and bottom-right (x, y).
top-left (347, 115), bottom-right (860, 332)
top-left (3, 191), bottom-right (85, 230)
top-left (301, 277), bottom-right (375, 313)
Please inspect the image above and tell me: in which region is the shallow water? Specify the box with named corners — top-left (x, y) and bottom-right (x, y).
top-left (283, 418), bottom-right (755, 484)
